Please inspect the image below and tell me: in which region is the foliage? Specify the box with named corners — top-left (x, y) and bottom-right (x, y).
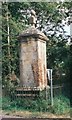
top-left (0, 98), bottom-right (2, 110)
top-left (2, 78), bottom-right (16, 97)
top-left (2, 97), bottom-right (12, 110)
top-left (2, 95), bottom-right (70, 115)
top-left (50, 95), bottom-right (70, 115)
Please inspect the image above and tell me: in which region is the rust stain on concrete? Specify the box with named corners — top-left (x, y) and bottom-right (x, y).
top-left (32, 60), bottom-right (39, 87)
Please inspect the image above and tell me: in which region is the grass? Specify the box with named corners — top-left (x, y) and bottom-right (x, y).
top-left (2, 110), bottom-right (70, 118)
top-left (2, 94), bottom-right (71, 117)
top-left (49, 95), bottom-right (70, 115)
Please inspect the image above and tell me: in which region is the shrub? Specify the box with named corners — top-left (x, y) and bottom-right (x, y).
top-left (0, 98), bottom-right (2, 110)
top-left (2, 97), bottom-right (11, 110)
top-left (2, 94), bottom-right (70, 115)
top-left (51, 95), bottom-right (70, 115)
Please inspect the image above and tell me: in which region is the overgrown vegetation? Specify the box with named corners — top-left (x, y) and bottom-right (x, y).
top-left (2, 95), bottom-right (70, 115)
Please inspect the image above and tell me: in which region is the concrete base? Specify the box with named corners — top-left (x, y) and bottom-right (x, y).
top-left (15, 85), bottom-right (50, 97)
top-left (15, 86), bottom-right (41, 97)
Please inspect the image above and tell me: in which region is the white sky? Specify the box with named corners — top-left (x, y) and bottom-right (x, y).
top-left (64, 25), bottom-right (70, 35)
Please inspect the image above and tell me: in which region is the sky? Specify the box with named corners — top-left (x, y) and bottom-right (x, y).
top-left (64, 24), bottom-right (70, 35)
